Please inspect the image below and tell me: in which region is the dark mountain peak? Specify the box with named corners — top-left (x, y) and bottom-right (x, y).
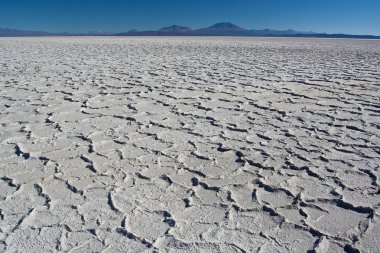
top-left (208, 22), bottom-right (246, 30)
top-left (193, 22), bottom-right (248, 35)
top-left (159, 25), bottom-right (191, 32)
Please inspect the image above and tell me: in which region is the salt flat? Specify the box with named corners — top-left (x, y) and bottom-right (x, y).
top-left (0, 37), bottom-right (379, 252)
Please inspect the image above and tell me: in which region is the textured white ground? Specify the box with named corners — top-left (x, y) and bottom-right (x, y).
top-left (0, 37), bottom-right (380, 252)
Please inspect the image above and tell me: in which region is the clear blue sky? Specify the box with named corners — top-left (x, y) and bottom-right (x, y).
top-left (0, 0), bottom-right (379, 35)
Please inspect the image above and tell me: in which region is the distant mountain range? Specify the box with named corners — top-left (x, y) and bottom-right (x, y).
top-left (115, 23), bottom-right (320, 37)
top-left (1, 22), bottom-right (379, 39)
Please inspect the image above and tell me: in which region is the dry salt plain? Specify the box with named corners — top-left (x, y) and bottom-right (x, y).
top-left (0, 36), bottom-right (380, 253)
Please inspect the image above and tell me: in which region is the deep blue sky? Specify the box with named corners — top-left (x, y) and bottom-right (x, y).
top-left (0, 0), bottom-right (379, 35)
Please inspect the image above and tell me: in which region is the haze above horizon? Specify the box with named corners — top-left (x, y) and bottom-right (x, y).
top-left (0, 0), bottom-right (379, 36)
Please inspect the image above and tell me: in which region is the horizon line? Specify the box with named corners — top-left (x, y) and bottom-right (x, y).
top-left (1, 22), bottom-right (380, 37)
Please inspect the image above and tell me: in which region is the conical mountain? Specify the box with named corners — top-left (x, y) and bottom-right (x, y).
top-left (207, 22), bottom-right (246, 31)
top-left (194, 22), bottom-right (248, 35)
